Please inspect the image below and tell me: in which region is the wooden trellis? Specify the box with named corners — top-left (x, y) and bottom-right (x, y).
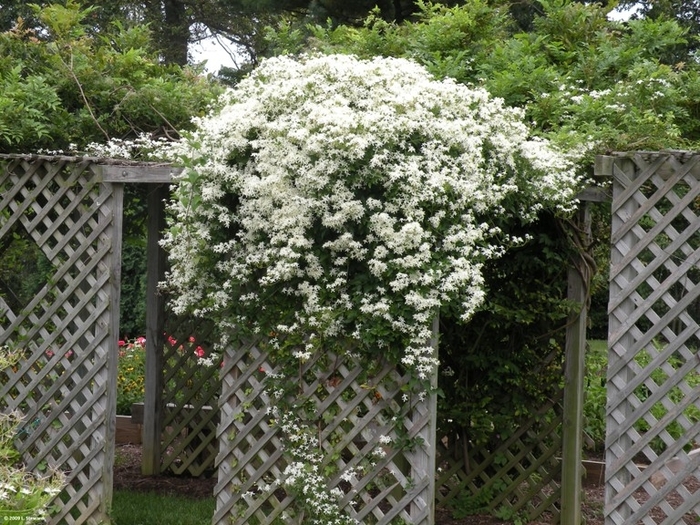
top-left (158, 319), bottom-right (220, 476)
top-left (0, 155), bottom-right (122, 525)
top-left (213, 324), bottom-right (438, 525)
top-left (598, 151), bottom-right (700, 524)
top-left (0, 154), bottom-right (178, 524)
top-left (435, 392), bottom-right (564, 522)
top-left (0, 153), bottom-right (596, 525)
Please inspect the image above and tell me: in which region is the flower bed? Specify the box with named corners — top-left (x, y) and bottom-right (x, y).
top-left (117, 338), bottom-right (146, 416)
top-left (117, 335), bottom-right (217, 416)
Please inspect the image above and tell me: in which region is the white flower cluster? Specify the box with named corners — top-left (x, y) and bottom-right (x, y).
top-left (0, 414), bottom-right (65, 516)
top-left (276, 411), bottom-right (358, 525)
top-left (84, 134), bottom-right (170, 160)
top-left (162, 54), bottom-right (580, 379)
top-left (196, 353), bottom-right (219, 367)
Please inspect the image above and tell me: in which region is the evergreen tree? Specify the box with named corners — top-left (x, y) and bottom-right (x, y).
top-left (0, 0), bottom-right (460, 67)
top-left (619, 0), bottom-right (700, 50)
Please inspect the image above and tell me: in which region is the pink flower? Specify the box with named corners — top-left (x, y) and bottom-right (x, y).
top-left (45, 349), bottom-right (54, 358)
top-left (194, 346), bottom-right (205, 358)
top-left (188, 336), bottom-right (196, 343)
top-left (118, 340), bottom-right (126, 347)
top-left (136, 336), bottom-right (146, 346)
top-left (167, 335), bottom-right (177, 346)
top-left (65, 350), bottom-right (73, 358)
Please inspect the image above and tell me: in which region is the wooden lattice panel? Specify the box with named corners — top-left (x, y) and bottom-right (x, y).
top-left (214, 340), bottom-right (436, 525)
top-left (0, 156), bottom-right (121, 525)
top-left (435, 398), bottom-right (563, 523)
top-left (606, 152), bottom-right (700, 524)
top-left (159, 319), bottom-right (220, 476)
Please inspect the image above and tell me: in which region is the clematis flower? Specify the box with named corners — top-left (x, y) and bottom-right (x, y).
top-left (162, 54), bottom-right (581, 380)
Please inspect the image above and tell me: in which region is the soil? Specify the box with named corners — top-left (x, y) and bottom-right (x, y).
top-left (113, 444), bottom-right (607, 524)
top-left (114, 444), bottom-right (217, 500)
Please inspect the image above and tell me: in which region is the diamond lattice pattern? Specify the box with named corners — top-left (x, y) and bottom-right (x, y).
top-left (607, 153), bottom-right (700, 524)
top-left (214, 341), bottom-right (435, 525)
top-left (0, 157), bottom-right (118, 525)
top-left (159, 318), bottom-right (220, 477)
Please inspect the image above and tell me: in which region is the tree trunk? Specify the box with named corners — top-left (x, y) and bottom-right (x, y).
top-left (393, 0), bottom-right (404, 22)
top-left (147, 0), bottom-right (189, 65)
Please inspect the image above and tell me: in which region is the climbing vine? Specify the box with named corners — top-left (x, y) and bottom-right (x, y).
top-left (162, 53), bottom-right (581, 519)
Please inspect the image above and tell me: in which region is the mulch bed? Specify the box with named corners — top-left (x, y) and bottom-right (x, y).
top-left (114, 444), bottom-right (216, 500)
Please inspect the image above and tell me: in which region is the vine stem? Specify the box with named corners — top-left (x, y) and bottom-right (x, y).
top-left (59, 47), bottom-right (110, 141)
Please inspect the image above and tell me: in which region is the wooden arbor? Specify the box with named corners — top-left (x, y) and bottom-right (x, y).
top-left (0, 153), bottom-right (597, 524)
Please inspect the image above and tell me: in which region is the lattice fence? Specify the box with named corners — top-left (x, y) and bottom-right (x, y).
top-left (159, 318), bottom-right (220, 477)
top-left (432, 308), bottom-right (577, 524)
top-left (605, 151), bottom-right (700, 524)
top-left (435, 397), bottom-right (564, 523)
top-left (0, 153), bottom-right (591, 525)
top-left (214, 337), bottom-right (437, 525)
top-left (0, 155), bottom-right (122, 525)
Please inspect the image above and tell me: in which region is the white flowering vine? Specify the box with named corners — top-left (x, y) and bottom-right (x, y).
top-left (161, 53), bottom-right (580, 521)
top-left (274, 409), bottom-right (357, 525)
top-left (162, 53), bottom-right (580, 378)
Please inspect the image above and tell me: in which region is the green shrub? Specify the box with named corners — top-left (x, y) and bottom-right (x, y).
top-left (583, 340), bottom-right (607, 449)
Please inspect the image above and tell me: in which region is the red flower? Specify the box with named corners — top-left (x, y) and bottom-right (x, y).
top-left (118, 340), bottom-right (126, 347)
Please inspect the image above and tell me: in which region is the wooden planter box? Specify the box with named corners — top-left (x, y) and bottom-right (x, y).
top-left (116, 414), bottom-right (142, 444)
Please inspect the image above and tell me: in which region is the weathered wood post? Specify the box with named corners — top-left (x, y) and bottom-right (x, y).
top-left (597, 155), bottom-right (639, 524)
top-left (142, 182), bottom-right (169, 475)
top-left (561, 200), bottom-right (593, 524)
top-left (104, 180), bottom-right (124, 520)
top-left (407, 313), bottom-right (439, 524)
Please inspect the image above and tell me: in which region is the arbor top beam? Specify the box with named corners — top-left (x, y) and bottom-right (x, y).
top-left (0, 153), bottom-right (183, 183)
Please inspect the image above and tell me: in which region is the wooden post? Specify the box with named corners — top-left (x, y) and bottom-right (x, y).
top-left (561, 202), bottom-right (591, 525)
top-left (409, 313), bottom-right (439, 524)
top-left (426, 314), bottom-right (439, 524)
top-left (605, 158), bottom-right (637, 524)
top-left (142, 183), bottom-right (168, 475)
top-left (103, 182), bottom-right (124, 522)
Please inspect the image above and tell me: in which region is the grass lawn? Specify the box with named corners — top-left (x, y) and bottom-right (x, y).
top-left (111, 490), bottom-right (215, 525)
